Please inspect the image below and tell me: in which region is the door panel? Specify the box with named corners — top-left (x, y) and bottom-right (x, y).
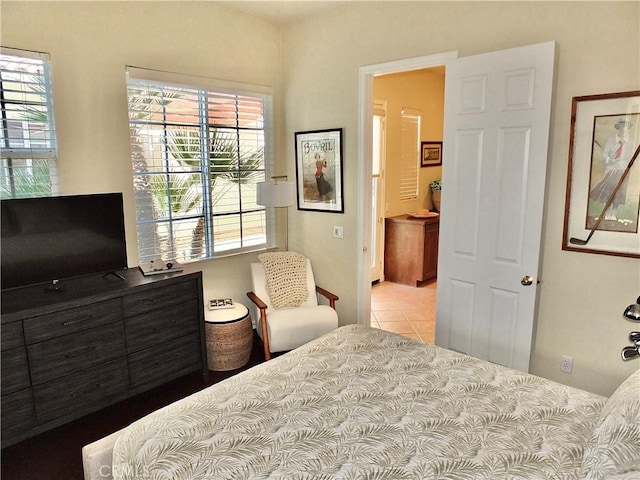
top-left (436, 41), bottom-right (555, 372)
top-left (448, 279), bottom-right (475, 355)
top-left (495, 127), bottom-right (530, 261)
top-left (453, 129), bottom-right (483, 256)
top-left (487, 287), bottom-right (519, 366)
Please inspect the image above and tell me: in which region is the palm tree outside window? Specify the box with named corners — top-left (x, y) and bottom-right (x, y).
top-left (126, 68), bottom-right (273, 265)
top-left (0, 47), bottom-right (58, 199)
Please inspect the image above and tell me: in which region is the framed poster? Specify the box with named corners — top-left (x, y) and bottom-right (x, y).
top-left (421, 141), bottom-right (442, 167)
top-left (294, 128), bottom-right (344, 213)
top-left (562, 90), bottom-right (640, 258)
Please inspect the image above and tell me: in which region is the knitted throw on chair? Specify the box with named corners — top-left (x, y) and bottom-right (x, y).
top-left (258, 252), bottom-right (309, 309)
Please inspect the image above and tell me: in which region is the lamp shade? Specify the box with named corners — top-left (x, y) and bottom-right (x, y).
top-left (257, 181), bottom-right (296, 207)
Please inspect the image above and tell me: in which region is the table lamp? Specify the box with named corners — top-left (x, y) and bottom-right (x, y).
top-left (257, 175), bottom-right (296, 251)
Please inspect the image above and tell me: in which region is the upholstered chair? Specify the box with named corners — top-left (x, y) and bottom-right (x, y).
top-left (247, 255), bottom-right (338, 360)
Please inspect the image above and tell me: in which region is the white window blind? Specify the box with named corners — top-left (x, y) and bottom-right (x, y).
top-left (126, 67), bottom-right (273, 265)
top-left (0, 47), bottom-right (58, 199)
top-left (399, 108), bottom-right (420, 200)
top-left (372, 100), bottom-right (386, 177)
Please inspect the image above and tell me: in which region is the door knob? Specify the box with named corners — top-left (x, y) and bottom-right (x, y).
top-left (521, 275), bottom-right (533, 286)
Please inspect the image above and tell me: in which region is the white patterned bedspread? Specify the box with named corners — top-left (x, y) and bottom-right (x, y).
top-left (113, 325), bottom-right (606, 479)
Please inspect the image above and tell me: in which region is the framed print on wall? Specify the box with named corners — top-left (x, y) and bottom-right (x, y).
top-left (421, 141), bottom-right (442, 167)
top-left (294, 128), bottom-right (344, 213)
top-left (562, 90), bottom-right (640, 258)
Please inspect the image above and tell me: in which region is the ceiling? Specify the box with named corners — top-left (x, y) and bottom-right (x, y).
top-left (219, 1), bottom-right (346, 24)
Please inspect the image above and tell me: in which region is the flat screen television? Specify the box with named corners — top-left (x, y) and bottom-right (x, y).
top-left (1, 193), bottom-right (128, 290)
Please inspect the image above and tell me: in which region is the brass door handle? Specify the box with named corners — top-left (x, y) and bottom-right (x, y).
top-left (521, 275), bottom-right (533, 286)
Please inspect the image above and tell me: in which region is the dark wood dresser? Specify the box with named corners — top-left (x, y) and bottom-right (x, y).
top-left (384, 214), bottom-right (440, 286)
top-left (1, 269), bottom-right (207, 447)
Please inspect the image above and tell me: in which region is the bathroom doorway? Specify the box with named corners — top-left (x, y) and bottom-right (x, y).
top-left (370, 66), bottom-right (445, 344)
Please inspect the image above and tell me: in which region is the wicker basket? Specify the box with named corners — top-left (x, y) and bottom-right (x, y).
top-left (205, 315), bottom-right (253, 371)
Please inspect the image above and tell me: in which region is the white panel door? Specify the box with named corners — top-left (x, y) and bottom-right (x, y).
top-left (436, 42), bottom-right (555, 372)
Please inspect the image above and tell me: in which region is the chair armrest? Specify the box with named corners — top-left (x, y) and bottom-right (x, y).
top-left (247, 291), bottom-right (272, 360)
top-left (247, 291), bottom-right (267, 310)
top-left (316, 286), bottom-right (338, 309)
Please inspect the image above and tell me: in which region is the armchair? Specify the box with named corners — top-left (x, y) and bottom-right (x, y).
top-left (247, 257), bottom-right (338, 360)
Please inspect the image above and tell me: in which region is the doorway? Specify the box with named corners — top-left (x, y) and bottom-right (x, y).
top-left (357, 50), bottom-right (456, 332)
top-left (367, 64), bottom-right (449, 343)
top-left (359, 43), bottom-right (555, 371)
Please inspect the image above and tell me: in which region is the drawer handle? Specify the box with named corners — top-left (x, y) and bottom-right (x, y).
top-left (62, 317), bottom-right (91, 327)
top-left (69, 383), bottom-right (102, 398)
top-left (65, 346), bottom-right (94, 359)
top-left (147, 293), bottom-right (176, 302)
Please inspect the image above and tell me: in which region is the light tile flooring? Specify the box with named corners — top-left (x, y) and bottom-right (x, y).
top-left (371, 280), bottom-right (437, 344)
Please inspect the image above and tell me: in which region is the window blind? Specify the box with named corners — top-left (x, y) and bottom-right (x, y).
top-left (400, 108), bottom-right (420, 200)
top-left (372, 100), bottom-right (386, 177)
top-left (0, 47), bottom-right (58, 198)
top-left (126, 67), bottom-right (273, 264)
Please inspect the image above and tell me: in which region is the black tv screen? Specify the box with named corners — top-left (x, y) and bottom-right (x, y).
top-left (1, 193), bottom-right (128, 290)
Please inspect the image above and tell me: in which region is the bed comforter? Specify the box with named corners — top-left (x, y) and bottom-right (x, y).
top-left (112, 325), bottom-right (638, 480)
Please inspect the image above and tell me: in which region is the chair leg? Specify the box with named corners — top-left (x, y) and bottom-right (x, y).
top-left (262, 339), bottom-right (271, 361)
top-left (259, 309), bottom-right (271, 361)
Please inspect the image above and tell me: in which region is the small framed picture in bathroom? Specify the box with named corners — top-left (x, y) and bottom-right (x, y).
top-left (421, 141), bottom-right (442, 167)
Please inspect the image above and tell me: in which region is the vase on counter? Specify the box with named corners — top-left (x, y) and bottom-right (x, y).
top-left (432, 189), bottom-right (441, 212)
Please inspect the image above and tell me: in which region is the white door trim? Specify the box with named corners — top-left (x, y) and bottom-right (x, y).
top-left (357, 51), bottom-right (458, 325)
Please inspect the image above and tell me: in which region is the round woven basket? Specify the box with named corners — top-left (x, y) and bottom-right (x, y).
top-left (205, 315), bottom-right (253, 371)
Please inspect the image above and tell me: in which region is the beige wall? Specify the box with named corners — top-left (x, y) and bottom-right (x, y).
top-left (2, 1), bottom-right (639, 396)
top-left (282, 1), bottom-right (639, 396)
top-left (373, 68), bottom-right (444, 216)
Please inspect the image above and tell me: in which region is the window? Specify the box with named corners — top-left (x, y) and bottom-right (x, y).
top-left (371, 101), bottom-right (386, 271)
top-left (399, 107), bottom-right (421, 200)
top-left (0, 47), bottom-right (58, 199)
top-left (126, 67), bottom-right (273, 265)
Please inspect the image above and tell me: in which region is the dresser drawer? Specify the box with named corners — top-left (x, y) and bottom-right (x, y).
top-left (1, 347), bottom-right (30, 394)
top-left (125, 300), bottom-right (198, 352)
top-left (23, 298), bottom-right (122, 344)
top-left (33, 359), bottom-right (129, 424)
top-left (1, 321), bottom-right (24, 351)
top-left (128, 333), bottom-right (201, 389)
top-left (1, 388), bottom-right (35, 444)
top-left (123, 280), bottom-right (198, 317)
top-left (28, 322), bottom-right (126, 385)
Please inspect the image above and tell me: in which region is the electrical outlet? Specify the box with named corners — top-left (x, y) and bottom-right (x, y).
top-left (560, 355), bottom-right (573, 374)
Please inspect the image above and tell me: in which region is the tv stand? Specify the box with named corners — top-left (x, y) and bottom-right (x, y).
top-left (103, 270), bottom-right (126, 281)
top-left (1, 269), bottom-right (206, 447)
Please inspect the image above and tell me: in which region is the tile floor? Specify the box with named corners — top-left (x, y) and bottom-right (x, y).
top-left (371, 280), bottom-right (437, 344)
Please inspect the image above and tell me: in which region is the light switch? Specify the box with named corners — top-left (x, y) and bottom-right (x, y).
top-left (333, 226), bottom-right (344, 239)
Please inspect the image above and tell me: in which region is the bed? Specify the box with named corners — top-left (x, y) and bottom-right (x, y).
top-left (83, 325), bottom-right (640, 480)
